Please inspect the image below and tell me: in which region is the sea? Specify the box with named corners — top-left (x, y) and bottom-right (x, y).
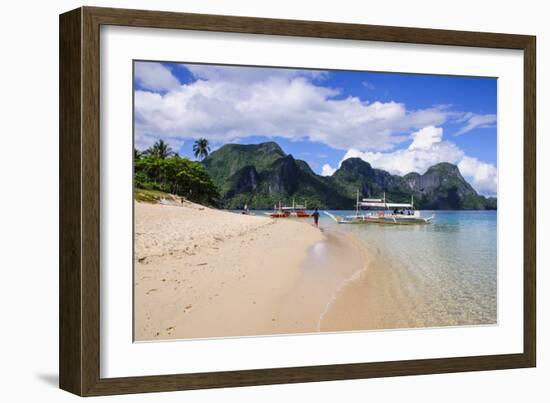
top-left (321, 210), bottom-right (498, 327)
top-left (231, 209), bottom-right (497, 328)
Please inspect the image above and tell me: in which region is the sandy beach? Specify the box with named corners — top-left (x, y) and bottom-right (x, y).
top-left (134, 200), bottom-right (491, 341)
top-left (135, 201), bottom-right (374, 340)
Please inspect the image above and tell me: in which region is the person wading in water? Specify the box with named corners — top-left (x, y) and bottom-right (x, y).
top-left (312, 208), bottom-right (320, 228)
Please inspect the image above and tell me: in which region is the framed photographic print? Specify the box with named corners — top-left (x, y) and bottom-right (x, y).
top-left (59, 6), bottom-right (536, 396)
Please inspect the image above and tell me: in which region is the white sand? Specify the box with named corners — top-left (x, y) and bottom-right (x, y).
top-left (134, 201), bottom-right (326, 340)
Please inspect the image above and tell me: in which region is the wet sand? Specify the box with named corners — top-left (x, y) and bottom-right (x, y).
top-left (267, 229), bottom-right (371, 333)
top-left (319, 242), bottom-right (417, 332)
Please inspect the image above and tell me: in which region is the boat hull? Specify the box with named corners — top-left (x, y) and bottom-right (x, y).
top-left (325, 211), bottom-right (433, 225)
top-left (294, 211), bottom-right (311, 218)
top-left (342, 217), bottom-right (431, 225)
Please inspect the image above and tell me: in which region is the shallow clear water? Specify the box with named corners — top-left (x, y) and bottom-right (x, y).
top-left (230, 209), bottom-right (497, 327)
top-left (322, 210), bottom-right (497, 326)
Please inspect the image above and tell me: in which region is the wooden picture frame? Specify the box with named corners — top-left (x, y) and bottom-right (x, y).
top-left (59, 6), bottom-right (536, 396)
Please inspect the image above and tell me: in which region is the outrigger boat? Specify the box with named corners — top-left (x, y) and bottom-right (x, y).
top-left (266, 204), bottom-right (290, 218)
top-left (326, 192), bottom-right (434, 225)
top-left (265, 199), bottom-right (311, 218)
top-left (292, 199), bottom-right (311, 218)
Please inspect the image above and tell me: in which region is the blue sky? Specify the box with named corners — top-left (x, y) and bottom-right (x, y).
top-left (134, 61), bottom-right (497, 195)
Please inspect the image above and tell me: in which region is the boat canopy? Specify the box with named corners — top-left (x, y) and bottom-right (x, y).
top-left (358, 201), bottom-right (413, 209)
top-left (281, 204), bottom-right (306, 210)
top-left (355, 192), bottom-right (415, 210)
top-left (277, 199), bottom-right (308, 210)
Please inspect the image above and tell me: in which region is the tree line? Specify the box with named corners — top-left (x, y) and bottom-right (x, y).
top-left (134, 138), bottom-right (219, 206)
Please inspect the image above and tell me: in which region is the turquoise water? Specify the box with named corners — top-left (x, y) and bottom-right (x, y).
top-left (231, 209), bottom-right (497, 326)
top-left (322, 210), bottom-right (497, 326)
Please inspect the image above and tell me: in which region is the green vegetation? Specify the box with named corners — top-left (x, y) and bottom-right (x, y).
top-left (202, 143), bottom-right (351, 209)
top-left (134, 140), bottom-right (219, 206)
top-left (203, 142), bottom-right (286, 195)
top-left (193, 138), bottom-right (211, 161)
top-left (202, 141), bottom-right (497, 210)
top-left (142, 139), bottom-right (176, 159)
top-left (133, 139), bottom-right (496, 210)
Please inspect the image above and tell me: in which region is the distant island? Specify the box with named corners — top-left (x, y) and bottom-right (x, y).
top-left (201, 141), bottom-right (496, 210)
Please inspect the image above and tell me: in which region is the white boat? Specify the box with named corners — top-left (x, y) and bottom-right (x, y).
top-left (326, 192), bottom-right (434, 225)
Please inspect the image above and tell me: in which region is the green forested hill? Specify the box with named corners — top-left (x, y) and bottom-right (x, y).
top-left (202, 141), bottom-right (497, 210)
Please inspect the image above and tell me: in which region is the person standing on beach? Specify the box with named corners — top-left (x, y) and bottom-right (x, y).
top-left (312, 208), bottom-right (320, 228)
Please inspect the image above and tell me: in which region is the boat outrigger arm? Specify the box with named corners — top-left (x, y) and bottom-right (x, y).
top-left (326, 191), bottom-right (434, 225)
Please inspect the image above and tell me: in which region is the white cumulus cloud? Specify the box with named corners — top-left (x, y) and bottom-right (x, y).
top-left (409, 126), bottom-right (444, 150)
top-left (337, 126), bottom-right (497, 196)
top-left (134, 62), bottom-right (452, 152)
top-left (321, 163), bottom-right (336, 176)
top-left (342, 126), bottom-right (464, 176)
top-left (134, 62), bottom-right (181, 92)
top-left (133, 63), bottom-right (497, 196)
top-left (458, 156), bottom-right (498, 196)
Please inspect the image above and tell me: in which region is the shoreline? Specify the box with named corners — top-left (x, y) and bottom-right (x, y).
top-left (315, 226), bottom-right (420, 333)
top-left (319, 233), bottom-right (417, 332)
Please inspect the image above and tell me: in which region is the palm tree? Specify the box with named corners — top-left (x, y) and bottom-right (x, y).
top-left (193, 138), bottom-right (211, 161)
top-left (145, 139), bottom-right (175, 159)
